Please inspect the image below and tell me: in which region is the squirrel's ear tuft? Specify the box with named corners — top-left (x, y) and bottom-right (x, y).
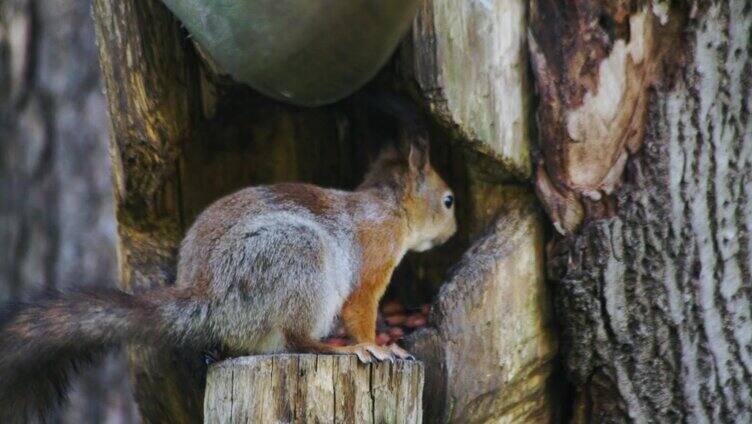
top-left (406, 137), bottom-right (430, 176)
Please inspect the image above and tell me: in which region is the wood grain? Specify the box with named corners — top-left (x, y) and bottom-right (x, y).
top-left (204, 355), bottom-right (424, 424)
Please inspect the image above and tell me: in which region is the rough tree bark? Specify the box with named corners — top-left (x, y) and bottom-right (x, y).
top-left (531, 0), bottom-right (752, 422)
top-left (204, 355), bottom-right (424, 423)
top-left (0, 0), bottom-right (138, 422)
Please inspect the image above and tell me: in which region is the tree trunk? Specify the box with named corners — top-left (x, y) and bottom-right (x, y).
top-left (530, 0), bottom-right (752, 421)
top-left (204, 355), bottom-right (424, 423)
top-left (0, 0), bottom-right (138, 422)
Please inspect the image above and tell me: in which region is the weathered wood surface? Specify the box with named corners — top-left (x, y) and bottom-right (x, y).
top-left (533, 1), bottom-right (752, 422)
top-left (407, 194), bottom-right (556, 423)
top-left (92, 0), bottom-right (207, 421)
top-left (204, 355), bottom-right (424, 424)
top-left (404, 0), bottom-right (532, 180)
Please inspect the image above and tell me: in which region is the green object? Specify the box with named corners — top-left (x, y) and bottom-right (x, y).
top-left (161, 0), bottom-right (421, 106)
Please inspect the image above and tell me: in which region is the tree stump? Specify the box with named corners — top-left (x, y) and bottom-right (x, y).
top-left (204, 355), bottom-right (424, 424)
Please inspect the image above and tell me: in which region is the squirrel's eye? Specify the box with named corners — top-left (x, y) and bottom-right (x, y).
top-left (443, 194), bottom-right (454, 209)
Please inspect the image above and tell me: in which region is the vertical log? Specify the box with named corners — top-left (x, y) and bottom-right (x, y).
top-left (92, 0), bottom-right (205, 421)
top-left (204, 355), bottom-right (424, 424)
top-left (404, 0), bottom-right (532, 180)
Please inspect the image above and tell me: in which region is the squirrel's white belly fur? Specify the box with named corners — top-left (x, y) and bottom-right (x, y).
top-left (205, 210), bottom-right (358, 354)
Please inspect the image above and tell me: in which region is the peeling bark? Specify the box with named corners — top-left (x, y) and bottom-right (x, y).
top-left (529, 0), bottom-right (684, 234)
top-left (544, 1), bottom-right (752, 421)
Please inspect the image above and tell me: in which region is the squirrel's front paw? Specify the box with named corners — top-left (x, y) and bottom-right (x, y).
top-left (351, 343), bottom-right (394, 363)
top-left (336, 343), bottom-right (415, 363)
top-left (387, 343), bottom-right (415, 361)
top-left (334, 343), bottom-right (390, 363)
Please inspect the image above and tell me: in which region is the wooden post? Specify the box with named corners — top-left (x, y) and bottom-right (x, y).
top-left (204, 355), bottom-right (424, 424)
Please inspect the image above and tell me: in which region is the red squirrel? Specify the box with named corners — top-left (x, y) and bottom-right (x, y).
top-left (0, 135), bottom-right (456, 421)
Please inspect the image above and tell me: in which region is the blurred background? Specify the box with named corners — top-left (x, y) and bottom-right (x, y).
top-left (0, 0), bottom-right (138, 421)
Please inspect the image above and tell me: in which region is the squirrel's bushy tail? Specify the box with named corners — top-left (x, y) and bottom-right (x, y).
top-left (0, 287), bottom-right (202, 423)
